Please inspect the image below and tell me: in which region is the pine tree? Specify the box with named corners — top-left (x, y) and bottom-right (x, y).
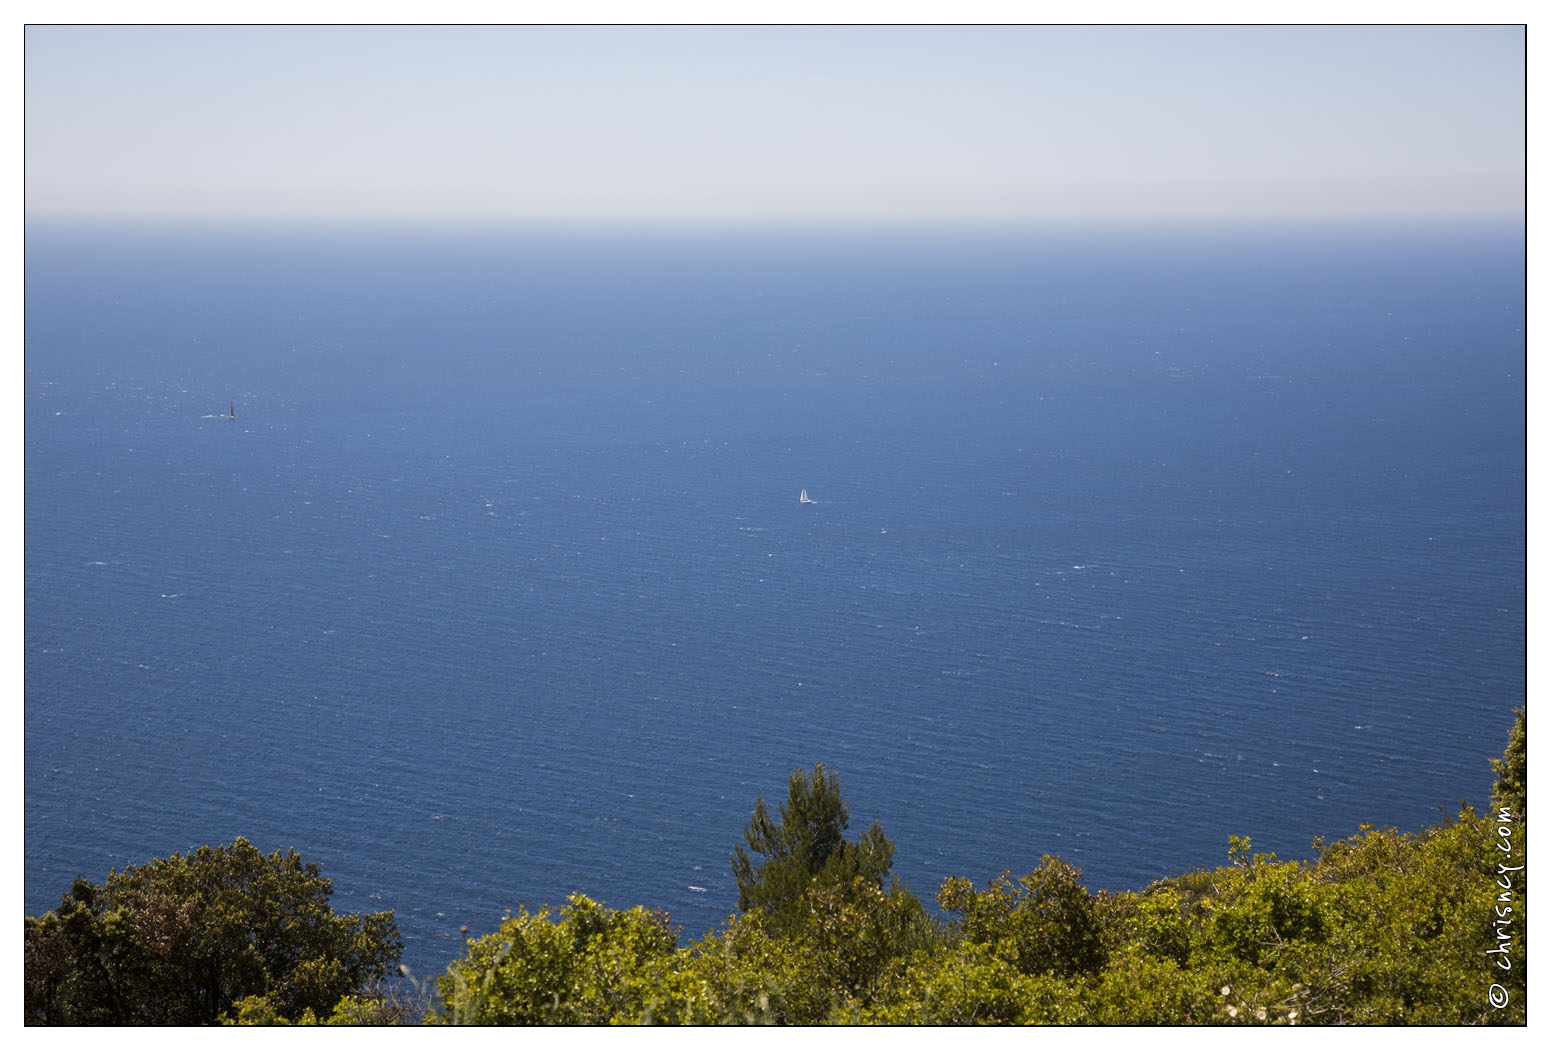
top-left (731, 763), bottom-right (896, 921)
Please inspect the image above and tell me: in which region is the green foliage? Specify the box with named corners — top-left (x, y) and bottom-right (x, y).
top-left (430, 878), bottom-right (941, 1025)
top-left (24, 837), bottom-right (402, 1026)
top-left (937, 857), bottom-right (1107, 978)
top-left (860, 943), bottom-right (1073, 1024)
top-left (1202, 850), bottom-right (1329, 968)
top-left (665, 909), bottom-right (793, 1024)
top-left (224, 993), bottom-right (317, 1026)
top-left (1082, 944), bottom-right (1222, 1024)
top-left (31, 723), bottom-right (1530, 1024)
top-left (730, 763), bottom-right (896, 926)
top-left (223, 988), bottom-right (418, 1025)
top-left (1491, 706), bottom-right (1526, 823)
top-left (1098, 887), bottom-right (1193, 966)
top-left (432, 893), bottom-right (678, 1024)
top-left (1307, 815), bottom-right (1518, 1024)
top-left (772, 875), bottom-right (939, 1021)
top-left (1172, 818), bottom-right (1519, 1025)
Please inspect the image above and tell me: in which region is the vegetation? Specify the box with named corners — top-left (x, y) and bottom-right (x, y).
top-left (1492, 706), bottom-right (1526, 825)
top-left (26, 711), bottom-right (1527, 1025)
top-left (731, 762), bottom-right (896, 922)
top-left (24, 837), bottom-right (402, 1025)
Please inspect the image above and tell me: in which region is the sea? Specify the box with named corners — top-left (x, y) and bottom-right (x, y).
top-left (23, 217), bottom-right (1526, 982)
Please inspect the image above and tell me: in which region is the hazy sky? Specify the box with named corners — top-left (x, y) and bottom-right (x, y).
top-left (23, 24), bottom-right (1526, 223)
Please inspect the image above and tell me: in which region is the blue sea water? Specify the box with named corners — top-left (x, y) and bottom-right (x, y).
top-left (24, 219), bottom-right (1525, 980)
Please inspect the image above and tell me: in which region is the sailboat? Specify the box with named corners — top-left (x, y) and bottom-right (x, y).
top-left (799, 489), bottom-right (815, 505)
top-left (228, 403), bottom-right (236, 420)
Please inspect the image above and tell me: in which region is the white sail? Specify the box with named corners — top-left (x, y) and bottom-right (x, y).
top-left (800, 489), bottom-right (814, 505)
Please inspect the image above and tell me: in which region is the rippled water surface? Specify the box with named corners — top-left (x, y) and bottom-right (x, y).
top-left (25, 221), bottom-right (1525, 977)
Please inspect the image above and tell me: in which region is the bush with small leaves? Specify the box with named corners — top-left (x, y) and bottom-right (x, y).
top-left (432, 894), bottom-right (677, 1025)
top-left (938, 857), bottom-right (1106, 978)
top-left (24, 838), bottom-right (401, 1026)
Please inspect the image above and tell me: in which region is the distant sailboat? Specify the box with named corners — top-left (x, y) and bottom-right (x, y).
top-left (229, 403), bottom-right (236, 420)
top-left (799, 489), bottom-right (815, 505)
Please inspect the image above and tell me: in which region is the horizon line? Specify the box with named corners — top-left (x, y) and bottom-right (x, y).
top-left (23, 208), bottom-right (1529, 231)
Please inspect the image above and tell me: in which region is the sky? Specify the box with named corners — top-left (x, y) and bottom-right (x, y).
top-left (21, 23), bottom-right (1529, 224)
